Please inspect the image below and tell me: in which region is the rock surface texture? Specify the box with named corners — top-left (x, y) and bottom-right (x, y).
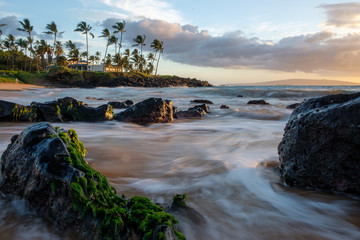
top-left (0, 122), bottom-right (183, 239)
top-left (114, 98), bottom-right (174, 124)
top-left (278, 93), bottom-right (360, 194)
top-left (174, 104), bottom-right (210, 119)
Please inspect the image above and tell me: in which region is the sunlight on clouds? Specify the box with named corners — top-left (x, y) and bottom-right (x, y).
top-left (96, 0), bottom-right (182, 23)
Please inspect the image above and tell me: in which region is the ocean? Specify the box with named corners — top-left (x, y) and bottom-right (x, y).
top-left (1, 85), bottom-right (360, 239)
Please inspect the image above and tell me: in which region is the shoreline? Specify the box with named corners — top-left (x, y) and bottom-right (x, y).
top-left (0, 82), bottom-right (45, 91)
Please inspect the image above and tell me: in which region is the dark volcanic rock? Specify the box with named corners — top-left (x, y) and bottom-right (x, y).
top-left (278, 92), bottom-right (360, 194)
top-left (174, 104), bottom-right (210, 119)
top-left (237, 95), bottom-right (243, 98)
top-left (190, 99), bottom-right (213, 104)
top-left (114, 98), bottom-right (173, 124)
top-left (31, 101), bottom-right (63, 122)
top-left (108, 100), bottom-right (134, 109)
top-left (0, 122), bottom-right (183, 239)
top-left (0, 100), bottom-right (37, 121)
top-left (247, 100), bottom-right (270, 105)
top-left (286, 102), bottom-right (302, 109)
top-left (220, 105), bottom-right (230, 109)
top-left (53, 97), bottom-right (113, 122)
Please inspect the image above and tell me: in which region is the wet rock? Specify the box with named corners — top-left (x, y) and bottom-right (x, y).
top-left (220, 105), bottom-right (230, 109)
top-left (0, 100), bottom-right (37, 121)
top-left (174, 104), bottom-right (210, 119)
top-left (286, 102), bottom-right (302, 109)
top-left (278, 92), bottom-right (360, 194)
top-left (58, 97), bottom-right (113, 122)
top-left (0, 122), bottom-right (183, 240)
top-left (190, 99), bottom-right (213, 104)
top-left (237, 95), bottom-right (243, 98)
top-left (189, 104), bottom-right (210, 113)
top-left (31, 101), bottom-right (63, 122)
top-left (86, 97), bottom-right (105, 100)
top-left (114, 98), bottom-right (173, 124)
top-left (247, 100), bottom-right (270, 105)
top-left (108, 100), bottom-right (134, 109)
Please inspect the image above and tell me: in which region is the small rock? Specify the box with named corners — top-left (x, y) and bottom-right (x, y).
top-left (237, 95), bottom-right (243, 98)
top-left (286, 103), bottom-right (301, 109)
top-left (190, 99), bottom-right (213, 104)
top-left (247, 100), bottom-right (270, 105)
top-left (220, 105), bottom-right (230, 109)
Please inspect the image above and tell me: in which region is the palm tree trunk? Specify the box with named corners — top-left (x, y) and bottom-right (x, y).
top-left (103, 44), bottom-right (108, 72)
top-left (86, 32), bottom-right (89, 69)
top-left (53, 33), bottom-right (56, 64)
top-left (155, 53), bottom-right (161, 76)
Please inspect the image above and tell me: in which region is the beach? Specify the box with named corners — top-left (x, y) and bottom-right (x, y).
top-left (0, 82), bottom-right (44, 91)
top-left (1, 85), bottom-right (360, 239)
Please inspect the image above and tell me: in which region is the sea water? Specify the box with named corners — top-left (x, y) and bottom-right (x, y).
top-left (0, 86), bottom-right (360, 239)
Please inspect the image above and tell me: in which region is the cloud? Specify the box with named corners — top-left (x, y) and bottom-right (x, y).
top-left (319, 2), bottom-right (360, 28)
top-left (0, 16), bottom-right (41, 38)
top-left (95, 0), bottom-right (182, 22)
top-left (100, 17), bottom-right (360, 74)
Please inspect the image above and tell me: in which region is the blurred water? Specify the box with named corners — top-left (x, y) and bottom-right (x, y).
top-left (0, 86), bottom-right (360, 239)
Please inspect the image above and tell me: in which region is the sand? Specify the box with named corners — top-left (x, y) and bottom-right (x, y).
top-left (0, 83), bottom-right (45, 91)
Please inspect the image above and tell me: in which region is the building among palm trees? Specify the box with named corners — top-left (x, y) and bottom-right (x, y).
top-left (67, 60), bottom-right (118, 72)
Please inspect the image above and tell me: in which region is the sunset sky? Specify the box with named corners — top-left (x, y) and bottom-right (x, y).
top-left (1, 0), bottom-right (360, 85)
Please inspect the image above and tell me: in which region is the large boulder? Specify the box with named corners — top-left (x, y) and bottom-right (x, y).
top-left (114, 98), bottom-right (173, 124)
top-left (278, 92), bottom-right (360, 194)
top-left (0, 122), bottom-right (183, 239)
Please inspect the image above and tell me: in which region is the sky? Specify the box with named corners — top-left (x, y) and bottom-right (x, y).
top-left (1, 0), bottom-right (360, 85)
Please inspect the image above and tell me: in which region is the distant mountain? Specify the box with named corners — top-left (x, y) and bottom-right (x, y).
top-left (250, 79), bottom-right (359, 86)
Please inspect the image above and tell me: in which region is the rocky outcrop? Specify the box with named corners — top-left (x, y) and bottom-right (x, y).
top-left (174, 104), bottom-right (210, 119)
top-left (220, 105), bottom-right (230, 109)
top-left (114, 98), bottom-right (174, 124)
top-left (278, 92), bottom-right (360, 194)
top-left (0, 98), bottom-right (113, 122)
top-left (247, 100), bottom-right (270, 105)
top-left (0, 122), bottom-right (183, 239)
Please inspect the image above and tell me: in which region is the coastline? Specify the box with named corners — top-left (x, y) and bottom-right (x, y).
top-left (0, 82), bottom-right (45, 91)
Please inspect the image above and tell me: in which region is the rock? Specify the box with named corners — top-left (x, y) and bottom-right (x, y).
top-left (57, 97), bottom-right (113, 122)
top-left (237, 95), bottom-right (243, 98)
top-left (190, 99), bottom-right (213, 104)
top-left (189, 104), bottom-right (210, 113)
top-left (174, 104), bottom-right (210, 119)
top-left (0, 122), bottom-right (183, 239)
top-left (108, 100), bottom-right (134, 109)
top-left (278, 92), bottom-right (360, 194)
top-left (86, 97), bottom-right (105, 100)
top-left (0, 100), bottom-right (37, 121)
top-left (31, 101), bottom-right (63, 122)
top-left (114, 98), bottom-right (173, 124)
top-left (108, 101), bottom-right (127, 109)
top-left (220, 105), bottom-right (230, 109)
top-left (286, 102), bottom-right (302, 109)
top-left (247, 100), bottom-right (270, 105)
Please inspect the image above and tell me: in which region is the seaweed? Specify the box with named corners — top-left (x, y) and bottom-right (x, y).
top-left (54, 127), bottom-right (184, 239)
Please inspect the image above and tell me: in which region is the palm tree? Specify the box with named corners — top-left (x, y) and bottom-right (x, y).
top-left (112, 21), bottom-right (126, 57)
top-left (89, 55), bottom-right (95, 64)
top-left (43, 21), bottom-right (64, 63)
top-left (65, 40), bottom-right (80, 68)
top-left (15, 38), bottom-right (28, 55)
top-left (5, 34), bottom-right (16, 51)
top-left (147, 53), bottom-right (156, 74)
top-left (17, 18), bottom-right (33, 68)
top-left (151, 39), bottom-right (164, 75)
top-left (109, 35), bottom-right (118, 70)
top-left (95, 51), bottom-right (101, 64)
top-left (99, 28), bottom-right (111, 70)
top-left (55, 41), bottom-right (64, 59)
top-left (74, 21), bottom-right (94, 68)
top-left (132, 35), bottom-right (146, 57)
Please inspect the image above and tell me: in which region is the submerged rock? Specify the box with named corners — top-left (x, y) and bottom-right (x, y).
top-left (220, 105), bottom-right (230, 109)
top-left (114, 98), bottom-right (173, 124)
top-left (247, 100), bottom-right (270, 105)
top-left (174, 104), bottom-right (210, 119)
top-left (108, 100), bottom-right (134, 109)
top-left (286, 102), bottom-right (302, 109)
top-left (0, 122), bottom-right (183, 239)
top-left (278, 92), bottom-right (360, 194)
top-left (190, 99), bottom-right (213, 104)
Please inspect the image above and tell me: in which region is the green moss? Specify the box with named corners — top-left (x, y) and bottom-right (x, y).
top-left (172, 194), bottom-right (187, 207)
top-left (11, 105), bottom-right (36, 121)
top-left (54, 127), bottom-right (183, 239)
